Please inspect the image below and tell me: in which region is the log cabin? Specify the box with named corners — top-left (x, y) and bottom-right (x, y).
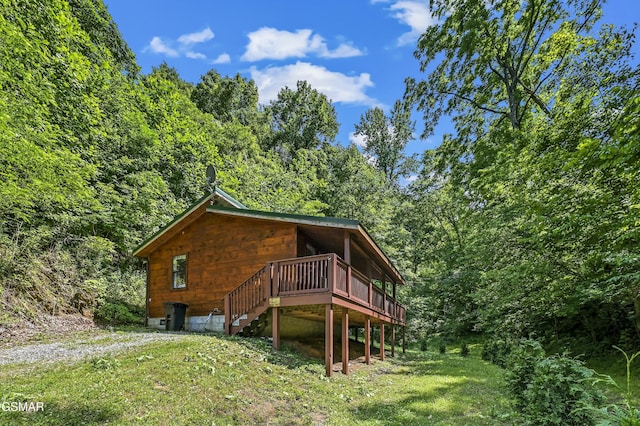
top-left (133, 188), bottom-right (406, 376)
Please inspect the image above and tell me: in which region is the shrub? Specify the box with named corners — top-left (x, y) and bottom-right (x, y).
top-left (94, 299), bottom-right (144, 326)
top-left (481, 337), bottom-right (515, 368)
top-left (504, 339), bottom-right (546, 409)
top-left (420, 339), bottom-right (427, 352)
top-left (521, 354), bottom-right (604, 425)
top-left (460, 342), bottom-right (469, 357)
top-left (503, 339), bottom-right (604, 425)
top-left (595, 346), bottom-right (640, 425)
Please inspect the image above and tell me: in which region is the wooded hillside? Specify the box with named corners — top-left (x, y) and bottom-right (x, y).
top-left (1, 0), bottom-right (638, 355)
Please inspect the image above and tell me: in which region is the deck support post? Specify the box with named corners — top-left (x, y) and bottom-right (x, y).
top-left (342, 308), bottom-right (349, 375)
top-left (325, 304), bottom-right (334, 377)
top-left (379, 323), bottom-right (385, 361)
top-left (402, 326), bottom-right (406, 354)
top-left (365, 316), bottom-right (371, 365)
top-left (272, 307), bottom-right (280, 350)
top-left (391, 324), bottom-right (395, 357)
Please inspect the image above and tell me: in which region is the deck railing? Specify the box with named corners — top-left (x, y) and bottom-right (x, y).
top-left (224, 265), bottom-right (269, 326)
top-left (224, 253), bottom-right (405, 334)
top-left (274, 255), bottom-right (331, 295)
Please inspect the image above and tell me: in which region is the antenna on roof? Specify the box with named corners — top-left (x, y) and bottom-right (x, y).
top-left (206, 165), bottom-right (217, 204)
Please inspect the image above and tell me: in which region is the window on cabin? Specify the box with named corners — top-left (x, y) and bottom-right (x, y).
top-left (172, 254), bottom-right (187, 289)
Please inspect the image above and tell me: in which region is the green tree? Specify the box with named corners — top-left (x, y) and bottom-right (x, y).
top-left (404, 0), bottom-right (640, 344)
top-left (191, 69), bottom-right (260, 125)
top-left (266, 80), bottom-right (339, 155)
top-left (354, 101), bottom-right (416, 185)
top-left (406, 0), bottom-right (605, 135)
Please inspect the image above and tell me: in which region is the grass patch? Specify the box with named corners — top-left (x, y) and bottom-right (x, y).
top-left (0, 334), bottom-right (514, 425)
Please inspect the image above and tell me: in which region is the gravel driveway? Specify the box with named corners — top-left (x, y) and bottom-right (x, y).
top-left (0, 332), bottom-right (185, 366)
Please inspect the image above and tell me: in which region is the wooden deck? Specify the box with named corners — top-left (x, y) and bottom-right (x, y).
top-left (223, 253), bottom-right (405, 334)
top-left (223, 253), bottom-right (406, 376)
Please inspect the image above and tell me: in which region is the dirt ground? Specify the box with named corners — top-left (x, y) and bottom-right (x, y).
top-left (0, 314), bottom-right (98, 347)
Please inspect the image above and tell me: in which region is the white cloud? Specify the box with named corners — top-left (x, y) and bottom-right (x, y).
top-left (147, 36), bottom-right (179, 57)
top-left (320, 43), bottom-right (364, 59)
top-left (212, 53), bottom-right (231, 64)
top-left (389, 1), bottom-right (435, 45)
top-left (145, 27), bottom-right (219, 61)
top-left (178, 27), bottom-right (215, 45)
top-left (241, 27), bottom-right (364, 61)
top-left (349, 132), bottom-right (367, 147)
top-left (185, 51), bottom-right (206, 59)
top-left (249, 62), bottom-right (377, 106)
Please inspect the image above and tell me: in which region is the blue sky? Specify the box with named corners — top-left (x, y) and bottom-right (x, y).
top-left (103, 0), bottom-right (637, 156)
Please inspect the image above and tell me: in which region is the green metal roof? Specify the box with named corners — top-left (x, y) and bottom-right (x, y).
top-left (206, 205), bottom-right (360, 228)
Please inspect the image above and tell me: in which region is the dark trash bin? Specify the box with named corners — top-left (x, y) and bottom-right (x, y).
top-left (164, 302), bottom-right (188, 331)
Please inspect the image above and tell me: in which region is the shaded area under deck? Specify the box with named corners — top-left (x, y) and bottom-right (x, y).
top-left (224, 253), bottom-right (406, 376)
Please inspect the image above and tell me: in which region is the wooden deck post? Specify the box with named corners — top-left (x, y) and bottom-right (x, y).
top-left (402, 326), bottom-right (406, 354)
top-left (380, 323), bottom-right (385, 361)
top-left (271, 262), bottom-right (279, 297)
top-left (325, 304), bottom-right (334, 377)
top-left (342, 308), bottom-right (349, 375)
top-left (365, 316), bottom-right (371, 365)
top-left (391, 324), bottom-right (395, 357)
top-left (272, 307), bottom-right (280, 350)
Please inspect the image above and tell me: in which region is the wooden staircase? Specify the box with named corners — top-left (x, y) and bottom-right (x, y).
top-left (238, 311), bottom-right (268, 337)
top-left (223, 265), bottom-right (271, 336)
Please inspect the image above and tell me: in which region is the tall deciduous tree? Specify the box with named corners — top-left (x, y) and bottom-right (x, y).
top-left (191, 69), bottom-right (260, 125)
top-left (404, 0), bottom-right (640, 344)
top-left (266, 80), bottom-right (339, 155)
top-left (406, 0), bottom-right (604, 136)
top-left (354, 100), bottom-right (416, 185)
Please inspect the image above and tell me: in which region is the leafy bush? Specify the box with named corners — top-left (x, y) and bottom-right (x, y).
top-left (503, 339), bottom-right (604, 425)
top-left (94, 299), bottom-right (144, 326)
top-left (595, 346), bottom-right (640, 425)
top-left (521, 354), bottom-right (604, 425)
top-left (481, 337), bottom-right (515, 368)
top-left (504, 339), bottom-right (546, 408)
top-left (460, 342), bottom-right (469, 357)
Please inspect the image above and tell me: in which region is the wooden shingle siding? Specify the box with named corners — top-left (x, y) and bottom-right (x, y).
top-left (147, 213), bottom-right (297, 317)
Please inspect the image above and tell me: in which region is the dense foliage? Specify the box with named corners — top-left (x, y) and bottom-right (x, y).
top-left (484, 338), bottom-right (605, 425)
top-left (402, 0), bottom-right (640, 352)
top-left (0, 0), bottom-right (394, 323)
top-left (1, 0), bottom-right (638, 367)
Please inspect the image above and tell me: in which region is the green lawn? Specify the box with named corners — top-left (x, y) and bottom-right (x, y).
top-left (0, 332), bottom-right (515, 425)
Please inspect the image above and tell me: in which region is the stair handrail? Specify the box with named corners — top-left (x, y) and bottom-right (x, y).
top-left (224, 264), bottom-right (271, 334)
